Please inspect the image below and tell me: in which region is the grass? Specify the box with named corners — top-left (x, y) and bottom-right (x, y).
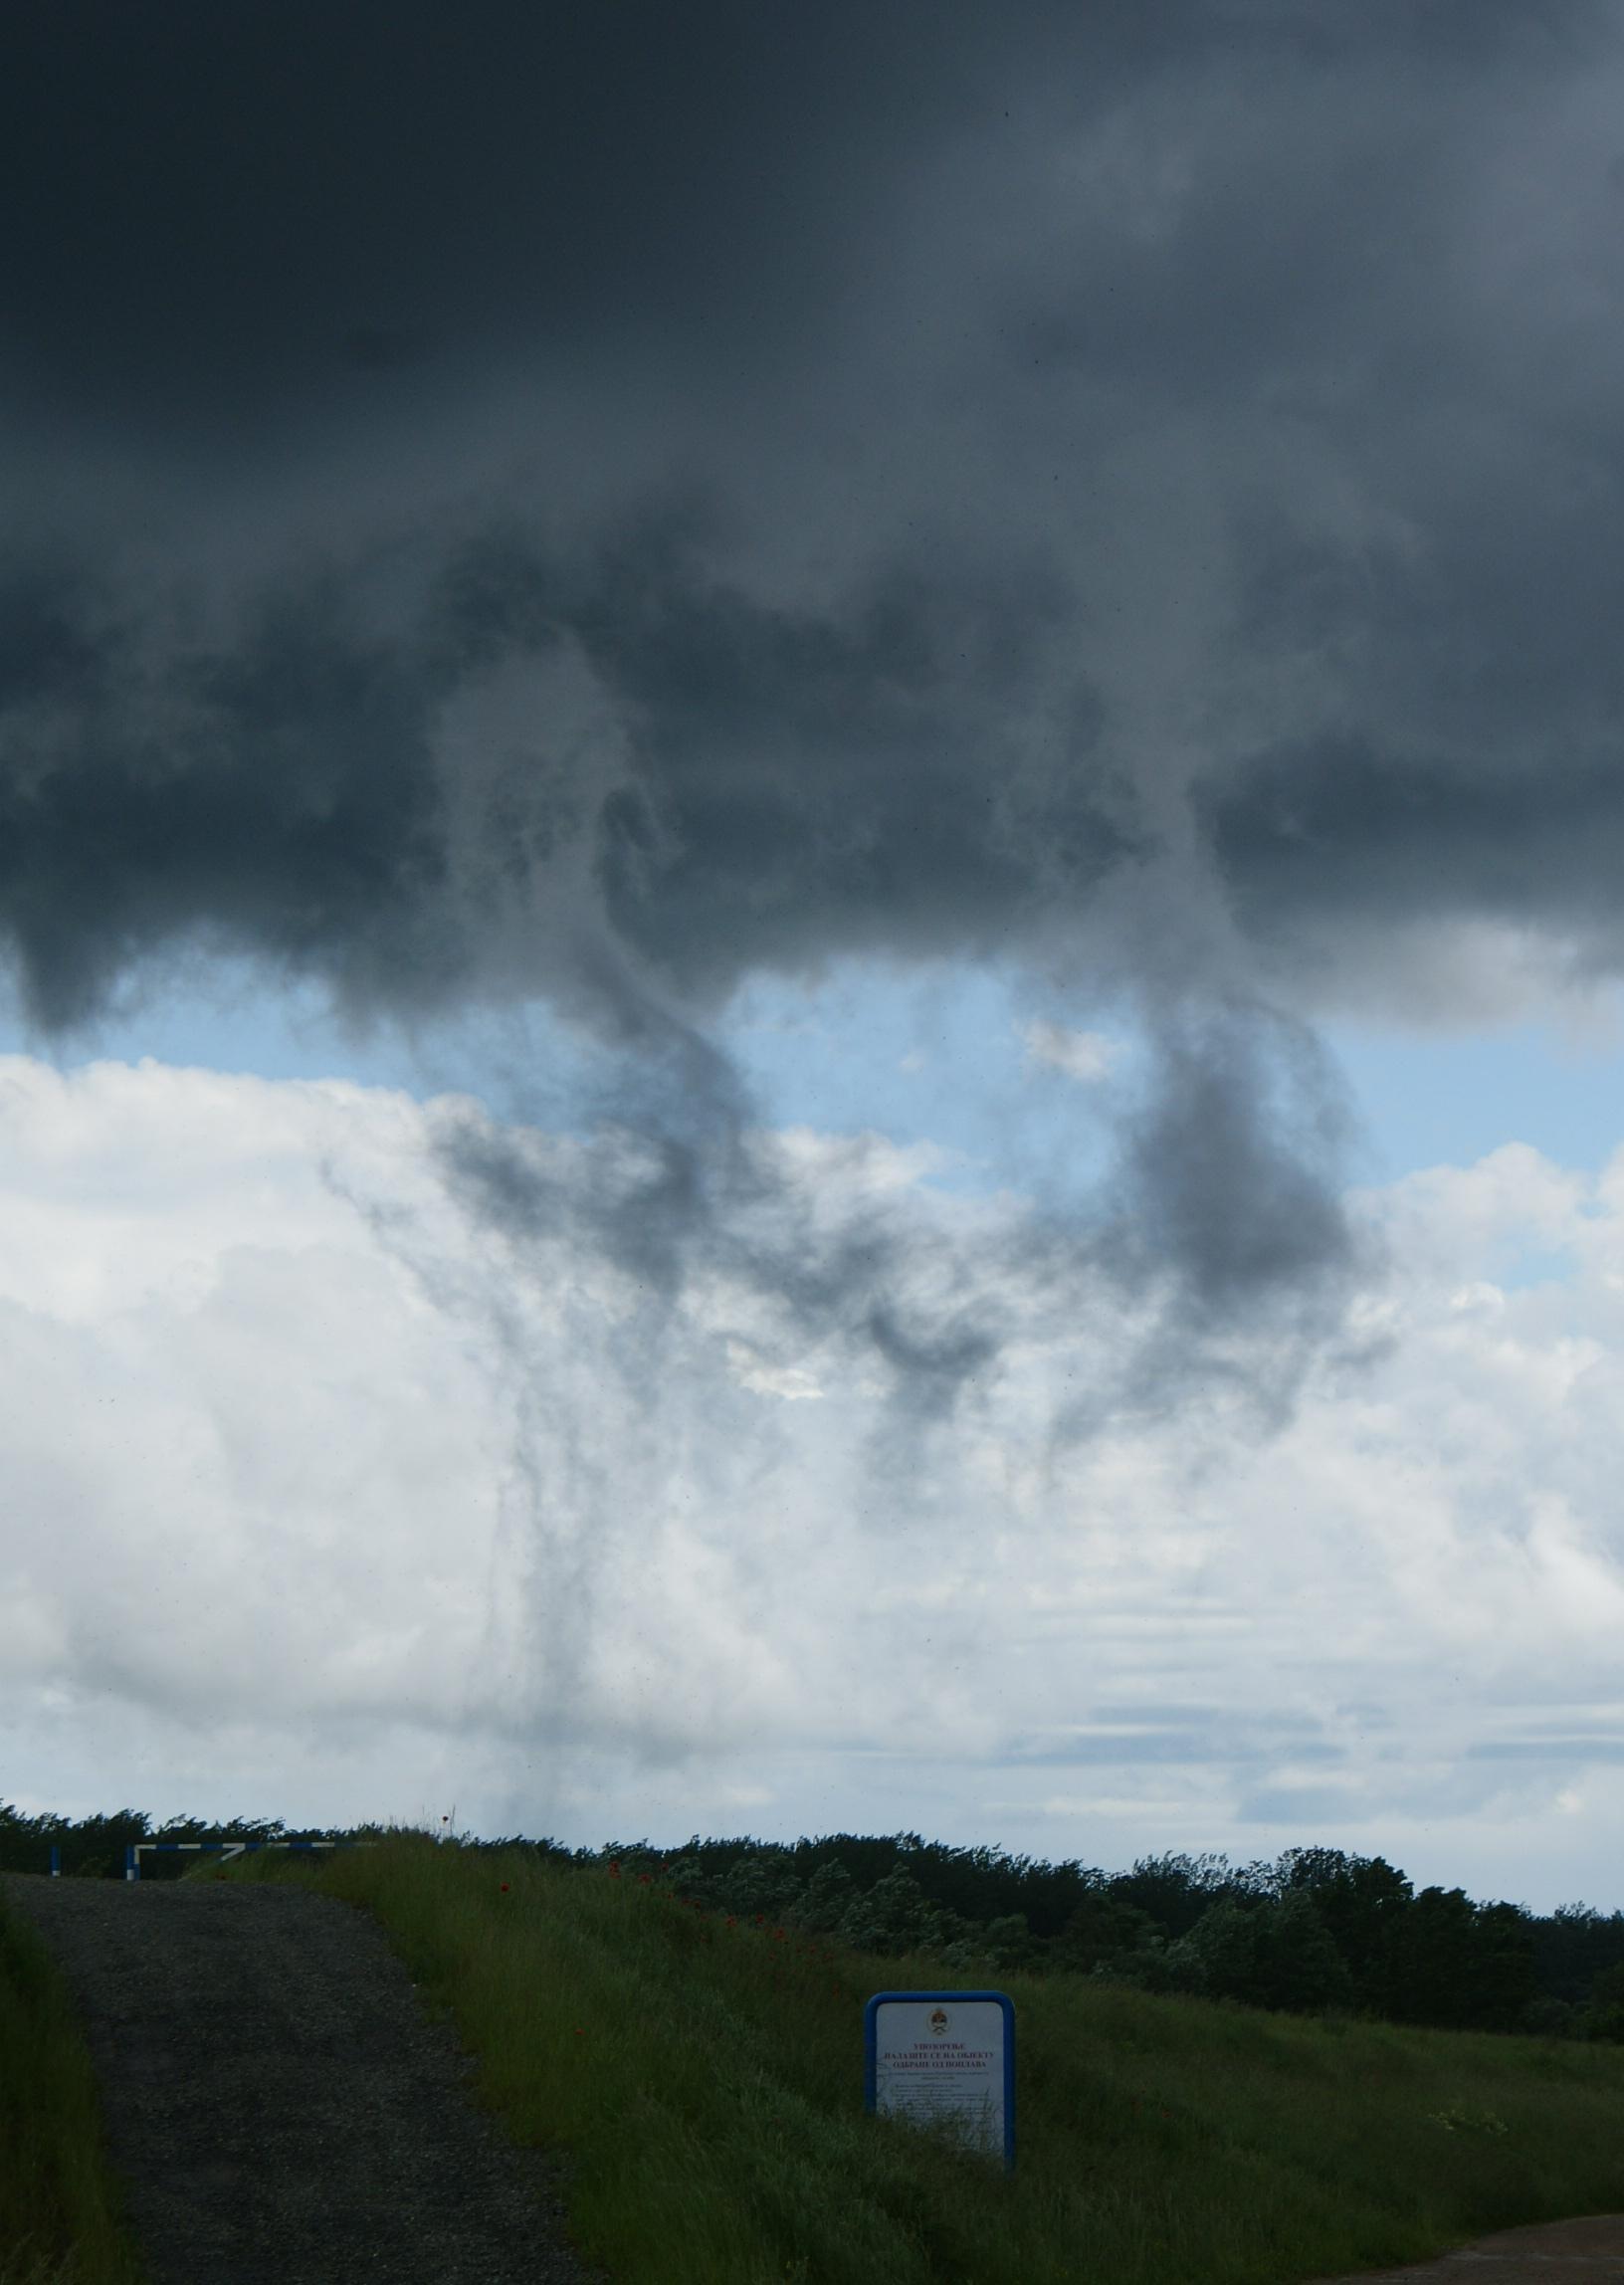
top-left (0, 1883), bottom-right (152, 2285)
top-left (4, 1827), bottom-right (1624, 2284)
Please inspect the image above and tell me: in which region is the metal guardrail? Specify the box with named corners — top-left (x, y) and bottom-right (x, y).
top-left (122, 1840), bottom-right (379, 1881)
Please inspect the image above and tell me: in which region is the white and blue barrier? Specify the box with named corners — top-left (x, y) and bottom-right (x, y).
top-left (124, 1840), bottom-right (377, 1881)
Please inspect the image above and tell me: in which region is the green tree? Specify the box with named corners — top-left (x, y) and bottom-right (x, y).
top-left (1272, 1847), bottom-right (1414, 2006)
top-left (1470, 1901), bottom-right (1539, 2030)
top-left (1379, 1888), bottom-right (1535, 2032)
top-left (786, 1858), bottom-right (857, 1935)
top-left (972, 1912), bottom-right (1044, 1974)
top-left (1532, 1904), bottom-right (1624, 2006)
top-left (1051, 1890), bottom-right (1162, 1975)
top-left (835, 1868), bottom-right (973, 1962)
top-left (1581, 1960), bottom-right (1624, 2043)
top-left (1109, 1852), bottom-right (1238, 1940)
top-left (1162, 1893), bottom-right (1354, 2014)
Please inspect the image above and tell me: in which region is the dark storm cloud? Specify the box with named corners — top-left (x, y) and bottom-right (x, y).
top-left (5, 0), bottom-right (1622, 1444)
top-left (0, 504), bottom-right (1138, 1032)
top-left (1199, 741), bottom-right (1624, 978)
top-left (0, 0), bottom-right (1090, 432)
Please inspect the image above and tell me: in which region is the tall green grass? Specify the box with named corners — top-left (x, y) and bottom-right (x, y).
top-left (197, 1832), bottom-right (1624, 2282)
top-left (5, 1826), bottom-right (1623, 2282)
top-left (0, 1887), bottom-right (152, 2285)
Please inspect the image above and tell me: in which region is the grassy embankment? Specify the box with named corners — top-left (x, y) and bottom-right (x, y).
top-left (3, 1825), bottom-right (1624, 2285)
top-left (0, 1881), bottom-right (151, 2285)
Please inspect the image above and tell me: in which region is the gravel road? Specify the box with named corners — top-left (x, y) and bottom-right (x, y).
top-left (1303, 2212), bottom-right (1624, 2281)
top-left (1, 1870), bottom-right (614, 2285)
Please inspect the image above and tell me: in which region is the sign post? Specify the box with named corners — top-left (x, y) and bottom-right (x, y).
top-left (864, 1989), bottom-right (1015, 2174)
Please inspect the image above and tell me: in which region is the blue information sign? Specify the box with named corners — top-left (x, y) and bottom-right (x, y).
top-left (864, 1988), bottom-right (1016, 2174)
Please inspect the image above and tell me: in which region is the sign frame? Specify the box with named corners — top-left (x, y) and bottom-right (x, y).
top-left (863, 1988), bottom-right (1016, 2174)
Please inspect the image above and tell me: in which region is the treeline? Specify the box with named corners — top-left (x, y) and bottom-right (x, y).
top-left (5, 1801), bottom-right (1621, 2042)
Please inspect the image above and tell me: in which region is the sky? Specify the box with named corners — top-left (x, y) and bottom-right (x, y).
top-left (3, 0), bottom-right (1624, 1915)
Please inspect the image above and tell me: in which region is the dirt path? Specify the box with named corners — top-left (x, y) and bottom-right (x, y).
top-left (1, 1870), bottom-right (613, 2285)
top-left (1302, 2213), bottom-right (1624, 2281)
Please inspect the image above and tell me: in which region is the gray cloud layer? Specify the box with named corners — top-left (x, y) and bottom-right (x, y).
top-left (5, 0), bottom-right (1621, 1446)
